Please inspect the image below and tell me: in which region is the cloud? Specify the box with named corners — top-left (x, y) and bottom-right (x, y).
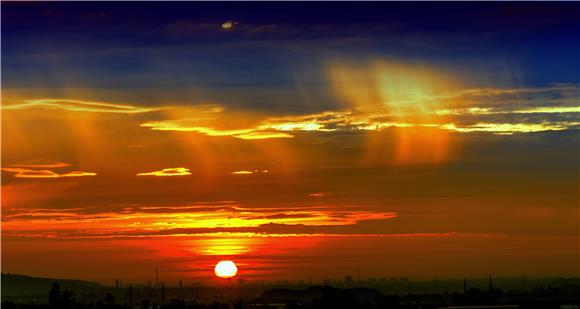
top-left (234, 131), bottom-right (294, 140)
top-left (445, 122), bottom-right (578, 135)
top-left (162, 19), bottom-right (286, 37)
top-left (2, 99), bottom-right (160, 113)
top-left (136, 167), bottom-right (192, 177)
top-left (140, 118), bottom-right (295, 140)
top-left (264, 111), bottom-right (579, 135)
top-left (8, 159), bottom-right (70, 169)
top-left (2, 167), bottom-right (97, 179)
top-left (2, 203), bottom-right (399, 238)
top-left (308, 193), bottom-right (327, 198)
top-left (231, 170), bottom-right (269, 175)
top-left (436, 106), bottom-right (580, 116)
top-left (140, 82), bottom-right (579, 139)
top-left (140, 109), bottom-right (349, 139)
top-left (221, 20), bottom-right (237, 30)
top-left (143, 110), bottom-right (579, 137)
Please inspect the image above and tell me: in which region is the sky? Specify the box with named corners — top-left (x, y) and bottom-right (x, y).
top-left (1, 2), bottom-right (579, 285)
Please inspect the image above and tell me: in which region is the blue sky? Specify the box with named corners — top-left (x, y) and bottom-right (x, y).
top-left (3, 2), bottom-right (579, 111)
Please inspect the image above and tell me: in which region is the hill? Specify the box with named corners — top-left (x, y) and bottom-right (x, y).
top-left (1, 273), bottom-right (103, 298)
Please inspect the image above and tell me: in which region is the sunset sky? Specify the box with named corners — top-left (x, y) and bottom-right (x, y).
top-left (2, 2), bottom-right (579, 284)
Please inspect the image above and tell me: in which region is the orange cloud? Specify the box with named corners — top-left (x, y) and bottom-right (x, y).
top-left (2, 203), bottom-right (398, 238)
top-left (308, 193), bottom-right (326, 198)
top-left (2, 167), bottom-right (97, 179)
top-left (136, 167), bottom-right (192, 177)
top-left (8, 159), bottom-right (71, 168)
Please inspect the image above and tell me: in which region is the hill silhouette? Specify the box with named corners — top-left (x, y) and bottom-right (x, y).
top-left (1, 273), bottom-right (102, 297)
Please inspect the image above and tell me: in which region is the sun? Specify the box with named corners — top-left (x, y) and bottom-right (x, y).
top-left (214, 260), bottom-right (238, 279)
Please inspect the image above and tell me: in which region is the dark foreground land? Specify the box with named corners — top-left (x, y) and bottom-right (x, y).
top-left (2, 274), bottom-right (580, 309)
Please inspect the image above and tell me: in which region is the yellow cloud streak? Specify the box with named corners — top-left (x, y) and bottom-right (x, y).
top-left (231, 169), bottom-right (268, 175)
top-left (2, 167), bottom-right (97, 179)
top-left (235, 131), bottom-right (294, 140)
top-left (445, 122), bottom-right (578, 135)
top-left (437, 106), bottom-right (580, 116)
top-left (140, 120), bottom-right (296, 140)
top-left (136, 167), bottom-right (192, 177)
top-left (3, 99), bottom-right (160, 114)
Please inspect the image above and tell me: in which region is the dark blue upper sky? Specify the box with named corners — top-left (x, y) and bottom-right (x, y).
top-left (2, 2), bottom-right (579, 112)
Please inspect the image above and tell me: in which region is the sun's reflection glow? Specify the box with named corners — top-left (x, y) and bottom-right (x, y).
top-left (198, 238), bottom-right (252, 256)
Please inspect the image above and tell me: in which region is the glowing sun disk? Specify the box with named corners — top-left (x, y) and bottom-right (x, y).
top-left (214, 260), bottom-right (238, 278)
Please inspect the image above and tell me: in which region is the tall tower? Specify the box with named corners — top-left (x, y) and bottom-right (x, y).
top-left (156, 266), bottom-right (159, 288)
top-left (488, 275), bottom-right (493, 292)
top-left (433, 277), bottom-right (437, 293)
top-left (463, 277), bottom-right (467, 293)
top-left (128, 284), bottom-right (133, 308)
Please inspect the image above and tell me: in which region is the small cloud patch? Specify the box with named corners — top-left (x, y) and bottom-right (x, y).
top-left (308, 193), bottom-right (327, 198)
top-left (231, 169), bottom-right (269, 175)
top-left (221, 20), bottom-right (237, 30)
top-left (136, 167), bottom-right (191, 177)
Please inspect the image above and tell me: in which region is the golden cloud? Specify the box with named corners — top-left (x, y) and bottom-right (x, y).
top-left (140, 120), bottom-right (296, 140)
top-left (136, 167), bottom-right (192, 177)
top-left (234, 131), bottom-right (294, 140)
top-left (436, 106), bottom-right (580, 116)
top-left (445, 122), bottom-right (578, 135)
top-left (131, 79), bottom-right (578, 141)
top-left (142, 107), bottom-right (580, 139)
top-left (2, 167), bottom-right (97, 179)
